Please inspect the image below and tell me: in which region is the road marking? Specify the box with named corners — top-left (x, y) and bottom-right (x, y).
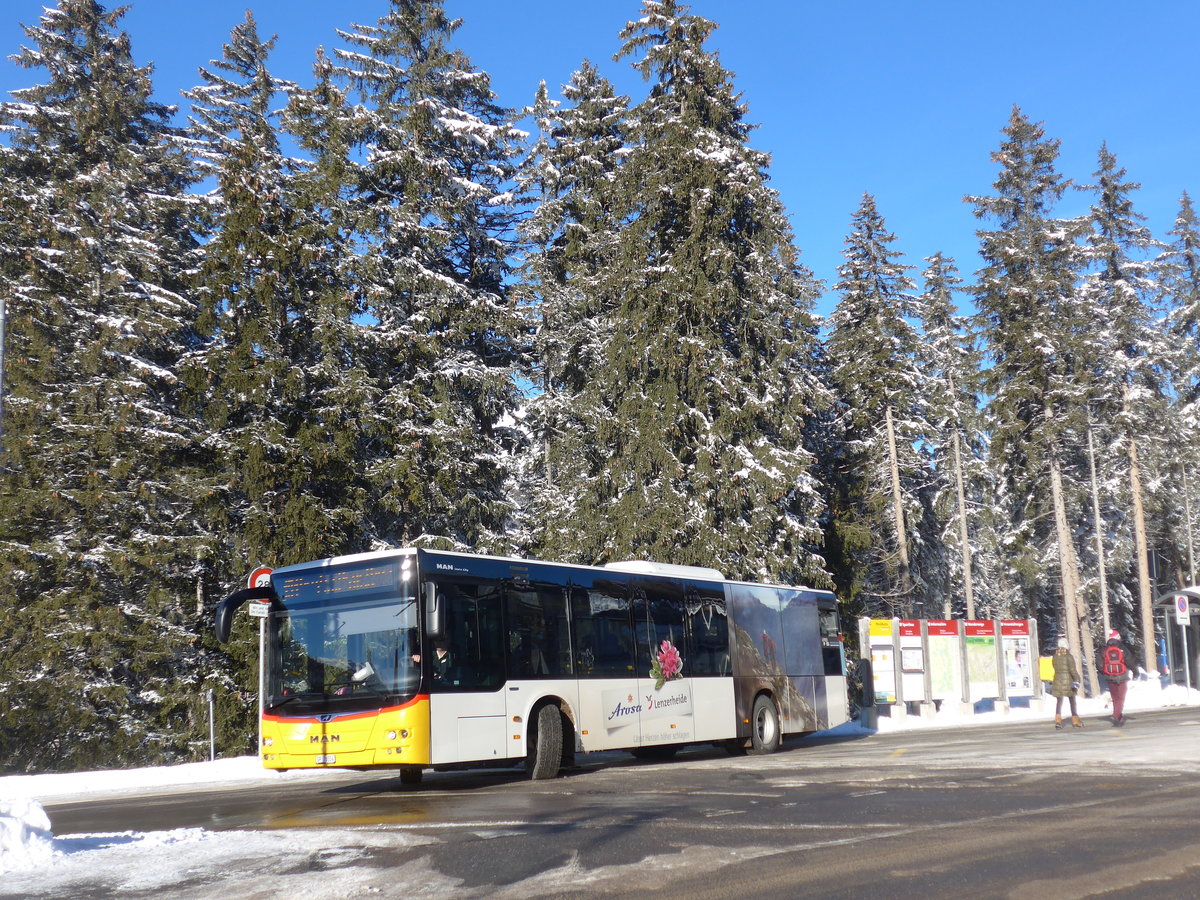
top-left (685, 790), bottom-right (781, 799)
top-left (889, 748), bottom-right (908, 757)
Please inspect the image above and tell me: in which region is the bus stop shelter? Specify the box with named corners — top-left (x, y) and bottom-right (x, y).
top-left (1154, 588), bottom-right (1200, 690)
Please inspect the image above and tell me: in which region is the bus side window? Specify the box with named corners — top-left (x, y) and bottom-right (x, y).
top-left (635, 580), bottom-right (687, 678)
top-left (685, 583), bottom-right (729, 676)
top-left (505, 581), bottom-right (571, 679)
top-left (570, 575), bottom-right (633, 678)
top-left (438, 581), bottom-right (505, 691)
top-left (819, 603), bottom-right (844, 676)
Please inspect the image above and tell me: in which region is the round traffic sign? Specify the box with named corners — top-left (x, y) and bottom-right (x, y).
top-left (248, 566), bottom-right (273, 589)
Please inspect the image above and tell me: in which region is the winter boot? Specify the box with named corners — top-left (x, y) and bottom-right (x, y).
top-left (1055, 714), bottom-right (1063, 729)
top-left (1071, 715), bottom-right (1083, 729)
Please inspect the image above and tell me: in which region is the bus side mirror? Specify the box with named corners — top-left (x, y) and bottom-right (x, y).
top-left (214, 585), bottom-right (274, 643)
top-left (424, 582), bottom-right (443, 638)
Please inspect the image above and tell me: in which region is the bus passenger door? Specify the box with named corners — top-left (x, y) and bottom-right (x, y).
top-left (569, 574), bottom-right (641, 751)
top-left (634, 580), bottom-right (695, 746)
top-left (427, 580), bottom-right (509, 765)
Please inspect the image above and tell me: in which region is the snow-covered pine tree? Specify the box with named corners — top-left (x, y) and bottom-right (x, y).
top-left (966, 107), bottom-right (1095, 687)
top-left (1164, 192), bottom-right (1200, 406)
top-left (1161, 193), bottom-right (1200, 585)
top-left (515, 63), bottom-right (630, 561)
top-left (916, 252), bottom-right (992, 618)
top-left (333, 0), bottom-right (527, 553)
top-left (182, 15), bottom-right (379, 748)
top-left (1081, 144), bottom-right (1169, 674)
top-left (826, 194), bottom-right (933, 616)
top-left (280, 47), bottom-right (377, 559)
top-left (571, 0), bottom-right (830, 586)
top-left (184, 13), bottom-right (371, 574)
top-left (0, 0), bottom-right (212, 772)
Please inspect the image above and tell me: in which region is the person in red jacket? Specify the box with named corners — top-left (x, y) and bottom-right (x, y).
top-left (1101, 629), bottom-right (1134, 726)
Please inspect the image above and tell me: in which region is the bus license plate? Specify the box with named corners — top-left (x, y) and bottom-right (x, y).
top-left (314, 754), bottom-right (336, 765)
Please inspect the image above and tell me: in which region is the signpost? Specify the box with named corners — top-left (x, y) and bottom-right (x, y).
top-left (1176, 595), bottom-right (1192, 698)
top-left (249, 566), bottom-right (272, 752)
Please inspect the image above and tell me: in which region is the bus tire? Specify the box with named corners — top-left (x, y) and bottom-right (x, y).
top-left (748, 694), bottom-right (781, 755)
top-left (399, 765), bottom-right (423, 785)
top-left (527, 703), bottom-right (563, 780)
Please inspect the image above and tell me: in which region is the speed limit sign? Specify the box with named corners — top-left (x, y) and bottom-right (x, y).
top-left (248, 566), bottom-right (273, 589)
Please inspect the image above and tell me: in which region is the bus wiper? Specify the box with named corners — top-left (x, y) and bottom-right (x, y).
top-left (266, 695), bottom-right (311, 711)
top-left (325, 680), bottom-right (385, 699)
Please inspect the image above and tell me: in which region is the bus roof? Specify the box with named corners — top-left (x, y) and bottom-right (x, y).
top-left (268, 547), bottom-right (833, 597)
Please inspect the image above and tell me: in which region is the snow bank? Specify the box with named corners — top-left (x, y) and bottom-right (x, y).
top-left (873, 676), bottom-right (1198, 732)
top-left (0, 799), bottom-right (54, 874)
top-left (0, 754), bottom-right (305, 803)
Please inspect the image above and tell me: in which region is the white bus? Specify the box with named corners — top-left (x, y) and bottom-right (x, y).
top-left (215, 548), bottom-right (848, 782)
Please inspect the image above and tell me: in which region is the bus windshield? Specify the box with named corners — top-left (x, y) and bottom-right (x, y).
top-left (265, 557), bottom-right (420, 713)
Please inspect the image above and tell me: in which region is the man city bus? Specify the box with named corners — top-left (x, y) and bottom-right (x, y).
top-left (215, 548), bottom-right (848, 783)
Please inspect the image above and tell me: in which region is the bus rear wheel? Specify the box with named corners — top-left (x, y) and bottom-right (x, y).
top-left (748, 694), bottom-right (781, 755)
top-left (527, 703), bottom-right (563, 780)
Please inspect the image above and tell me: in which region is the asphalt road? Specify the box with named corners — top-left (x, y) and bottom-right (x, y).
top-left (36, 706), bottom-right (1200, 899)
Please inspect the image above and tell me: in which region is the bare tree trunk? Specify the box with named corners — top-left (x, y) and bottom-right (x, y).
top-left (1086, 423), bottom-right (1111, 637)
top-left (884, 405), bottom-right (912, 607)
top-left (1049, 446), bottom-right (1098, 696)
top-left (1127, 431), bottom-right (1155, 675)
top-left (951, 425), bottom-right (975, 619)
top-left (1184, 466), bottom-right (1196, 585)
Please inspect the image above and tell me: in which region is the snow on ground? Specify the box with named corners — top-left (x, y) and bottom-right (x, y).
top-left (871, 675), bottom-right (1199, 732)
top-left (1, 678), bottom-right (1196, 894)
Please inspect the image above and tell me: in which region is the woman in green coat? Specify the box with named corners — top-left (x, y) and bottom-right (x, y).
top-left (1051, 637), bottom-right (1083, 729)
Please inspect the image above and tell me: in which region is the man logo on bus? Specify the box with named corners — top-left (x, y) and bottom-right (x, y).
top-left (649, 640), bottom-right (683, 690)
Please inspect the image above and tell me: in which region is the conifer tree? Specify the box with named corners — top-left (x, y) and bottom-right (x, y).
top-left (917, 253), bottom-right (990, 617)
top-left (184, 13), bottom-right (369, 578)
top-left (182, 16), bottom-right (376, 743)
top-left (826, 194), bottom-right (932, 614)
top-left (333, 0), bottom-right (527, 553)
top-left (1162, 193), bottom-right (1200, 584)
top-left (1081, 144), bottom-right (1167, 673)
top-left (967, 107), bottom-right (1095, 686)
top-left (515, 63), bottom-right (630, 561)
top-left (1164, 193), bottom-right (1200, 431)
top-left (571, 0), bottom-right (829, 585)
top-left (0, 0), bottom-right (211, 771)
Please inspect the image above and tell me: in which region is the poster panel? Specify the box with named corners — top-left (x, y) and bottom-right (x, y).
top-left (1001, 620), bottom-right (1034, 697)
top-left (926, 619), bottom-right (961, 701)
top-left (868, 619), bottom-right (897, 703)
top-left (898, 620), bottom-right (926, 702)
top-left (964, 620), bottom-right (998, 701)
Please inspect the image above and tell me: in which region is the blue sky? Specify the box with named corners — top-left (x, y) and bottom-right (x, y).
top-left (4, 0), bottom-right (1198, 316)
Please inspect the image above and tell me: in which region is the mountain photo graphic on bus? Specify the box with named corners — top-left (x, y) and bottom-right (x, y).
top-left (215, 549), bottom-right (849, 782)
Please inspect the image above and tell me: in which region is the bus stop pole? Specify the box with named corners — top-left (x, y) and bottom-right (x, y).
top-left (1182, 619), bottom-right (1192, 701)
top-left (258, 618), bottom-right (265, 752)
top-left (207, 689), bottom-right (215, 761)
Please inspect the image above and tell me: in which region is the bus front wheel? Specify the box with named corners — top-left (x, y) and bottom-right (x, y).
top-left (527, 703), bottom-right (563, 780)
top-left (748, 695), bottom-right (781, 755)
top-left (399, 765), bottom-right (423, 785)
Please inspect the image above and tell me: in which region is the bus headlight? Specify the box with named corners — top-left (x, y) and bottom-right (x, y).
top-left (387, 731), bottom-right (397, 741)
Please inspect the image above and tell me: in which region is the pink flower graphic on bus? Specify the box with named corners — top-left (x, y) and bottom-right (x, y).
top-left (649, 639), bottom-right (683, 690)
